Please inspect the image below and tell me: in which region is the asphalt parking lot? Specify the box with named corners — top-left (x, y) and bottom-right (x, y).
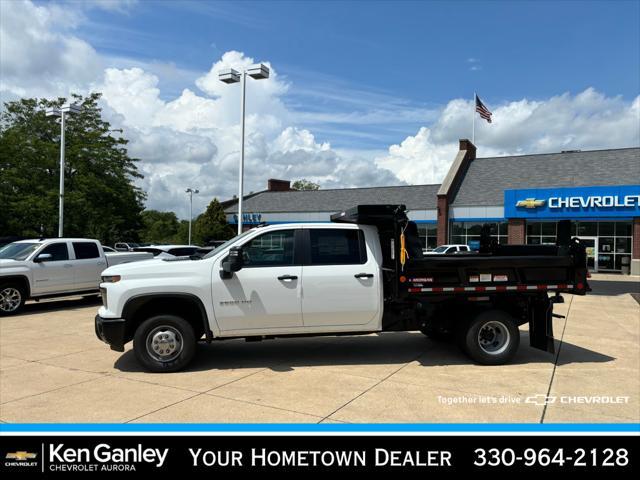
top-left (1, 274), bottom-right (638, 424)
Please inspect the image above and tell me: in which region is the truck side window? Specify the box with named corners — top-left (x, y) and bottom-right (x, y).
top-left (309, 229), bottom-right (366, 265)
top-left (73, 242), bottom-right (100, 259)
top-left (40, 243), bottom-right (69, 261)
top-left (243, 230), bottom-right (295, 267)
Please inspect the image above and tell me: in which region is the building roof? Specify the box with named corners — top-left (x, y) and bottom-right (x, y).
top-left (224, 184), bottom-right (441, 213)
top-left (451, 147), bottom-right (640, 206)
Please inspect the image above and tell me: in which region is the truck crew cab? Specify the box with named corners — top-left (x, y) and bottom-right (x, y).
top-left (95, 205), bottom-right (589, 372)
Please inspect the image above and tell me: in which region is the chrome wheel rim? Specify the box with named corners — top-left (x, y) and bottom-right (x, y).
top-left (477, 320), bottom-right (510, 355)
top-left (0, 288), bottom-right (22, 313)
top-left (146, 326), bottom-right (183, 363)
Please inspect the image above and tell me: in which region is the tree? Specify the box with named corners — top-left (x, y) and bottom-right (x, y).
top-left (193, 198), bottom-right (234, 245)
top-left (172, 220), bottom-right (190, 245)
top-left (139, 210), bottom-right (180, 244)
top-left (0, 93), bottom-right (146, 245)
top-left (292, 179), bottom-right (320, 191)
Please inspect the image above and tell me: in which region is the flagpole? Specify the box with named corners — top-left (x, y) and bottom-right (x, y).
top-left (472, 91), bottom-right (476, 145)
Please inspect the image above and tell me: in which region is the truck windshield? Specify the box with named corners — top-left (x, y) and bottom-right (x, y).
top-left (0, 242), bottom-right (40, 260)
top-left (432, 246), bottom-right (448, 253)
top-left (202, 230), bottom-right (255, 259)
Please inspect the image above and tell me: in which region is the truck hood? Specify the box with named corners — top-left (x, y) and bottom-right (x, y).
top-left (0, 258), bottom-right (30, 271)
top-left (101, 256), bottom-right (208, 279)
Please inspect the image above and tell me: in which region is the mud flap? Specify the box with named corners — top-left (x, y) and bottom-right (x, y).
top-left (529, 296), bottom-right (555, 354)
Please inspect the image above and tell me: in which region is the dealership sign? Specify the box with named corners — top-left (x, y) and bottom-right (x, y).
top-left (230, 213), bottom-right (263, 224)
top-left (504, 185), bottom-right (640, 219)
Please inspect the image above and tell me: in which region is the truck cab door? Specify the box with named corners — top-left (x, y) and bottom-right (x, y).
top-left (300, 227), bottom-right (381, 329)
top-left (211, 229), bottom-right (303, 333)
top-left (31, 242), bottom-right (74, 294)
top-left (71, 241), bottom-right (104, 290)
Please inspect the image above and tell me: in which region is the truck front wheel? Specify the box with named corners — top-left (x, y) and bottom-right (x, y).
top-left (0, 283), bottom-right (26, 316)
top-left (133, 315), bottom-right (197, 372)
top-left (459, 310), bottom-right (520, 365)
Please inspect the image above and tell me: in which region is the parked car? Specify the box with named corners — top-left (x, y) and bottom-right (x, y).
top-left (0, 238), bottom-right (154, 315)
top-left (424, 244), bottom-right (471, 255)
top-left (102, 246), bottom-right (117, 252)
top-left (95, 204), bottom-right (588, 372)
top-left (114, 242), bottom-right (141, 252)
top-left (133, 245), bottom-right (201, 258)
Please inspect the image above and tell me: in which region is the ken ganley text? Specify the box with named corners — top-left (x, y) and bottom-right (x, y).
top-left (190, 448), bottom-right (452, 468)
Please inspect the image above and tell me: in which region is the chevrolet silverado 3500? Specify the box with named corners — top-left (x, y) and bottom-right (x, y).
top-left (95, 205), bottom-right (589, 372)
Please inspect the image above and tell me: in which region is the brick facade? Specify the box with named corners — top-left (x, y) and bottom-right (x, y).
top-left (436, 139), bottom-right (477, 244)
top-left (436, 196), bottom-right (449, 246)
top-left (508, 218), bottom-right (526, 245)
top-left (633, 217), bottom-right (640, 260)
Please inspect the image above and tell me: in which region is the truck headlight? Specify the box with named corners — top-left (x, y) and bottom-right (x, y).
top-left (101, 275), bottom-right (121, 283)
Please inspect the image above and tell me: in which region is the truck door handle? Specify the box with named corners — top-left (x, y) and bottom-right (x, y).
top-left (277, 275), bottom-right (298, 281)
top-left (97, 261), bottom-right (106, 266)
top-left (354, 273), bottom-right (374, 278)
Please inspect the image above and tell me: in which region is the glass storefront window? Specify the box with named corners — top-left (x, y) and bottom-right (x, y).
top-left (450, 221), bottom-right (508, 248)
top-left (598, 222), bottom-right (615, 236)
top-left (598, 254), bottom-right (614, 270)
top-left (576, 222), bottom-right (597, 236)
top-left (616, 222), bottom-right (632, 237)
top-left (450, 235), bottom-right (465, 245)
top-left (450, 223), bottom-right (465, 236)
top-left (615, 255), bottom-right (631, 271)
top-left (541, 222), bottom-right (556, 236)
top-left (417, 224), bottom-right (438, 251)
top-left (599, 237), bottom-right (614, 253)
top-left (615, 237), bottom-right (631, 254)
top-left (527, 223), bottom-right (541, 236)
top-left (526, 220), bottom-right (633, 272)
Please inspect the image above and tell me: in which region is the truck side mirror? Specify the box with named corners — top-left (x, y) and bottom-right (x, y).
top-left (34, 253), bottom-right (53, 263)
top-left (221, 246), bottom-right (244, 277)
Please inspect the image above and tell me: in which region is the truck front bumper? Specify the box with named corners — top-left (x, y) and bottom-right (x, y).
top-left (95, 314), bottom-right (126, 352)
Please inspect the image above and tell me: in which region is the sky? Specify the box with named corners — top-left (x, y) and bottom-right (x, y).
top-left (1, 0), bottom-right (639, 218)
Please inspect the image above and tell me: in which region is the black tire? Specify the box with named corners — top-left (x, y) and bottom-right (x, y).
top-left (0, 283), bottom-right (26, 316)
top-left (458, 310), bottom-right (520, 365)
top-left (133, 315), bottom-right (197, 372)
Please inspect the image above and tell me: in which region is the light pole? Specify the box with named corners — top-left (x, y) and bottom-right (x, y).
top-left (46, 103), bottom-right (81, 237)
top-left (218, 63), bottom-right (270, 234)
top-left (186, 188), bottom-right (199, 245)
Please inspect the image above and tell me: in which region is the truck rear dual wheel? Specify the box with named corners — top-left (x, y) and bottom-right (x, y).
top-left (0, 283), bottom-right (26, 316)
top-left (133, 315), bottom-right (197, 372)
top-left (459, 310), bottom-right (520, 365)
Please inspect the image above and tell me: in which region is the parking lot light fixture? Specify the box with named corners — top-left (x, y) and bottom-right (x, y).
top-left (186, 188), bottom-right (199, 245)
top-left (46, 103), bottom-right (82, 237)
top-left (218, 63), bottom-right (271, 234)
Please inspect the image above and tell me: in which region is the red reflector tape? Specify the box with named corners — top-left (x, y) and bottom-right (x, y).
top-left (407, 284), bottom-right (575, 294)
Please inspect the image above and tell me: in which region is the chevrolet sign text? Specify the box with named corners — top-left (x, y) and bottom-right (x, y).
top-left (548, 194), bottom-right (640, 209)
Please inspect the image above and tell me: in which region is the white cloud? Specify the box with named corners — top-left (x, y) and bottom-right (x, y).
top-left (2, 1), bottom-right (639, 219)
top-left (0, 0), bottom-right (101, 99)
top-left (376, 90), bottom-right (640, 185)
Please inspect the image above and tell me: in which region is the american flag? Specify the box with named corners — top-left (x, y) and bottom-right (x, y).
top-left (475, 94), bottom-right (492, 123)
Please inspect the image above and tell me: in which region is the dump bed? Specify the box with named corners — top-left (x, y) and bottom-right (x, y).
top-left (402, 251), bottom-right (588, 298)
top-left (331, 204), bottom-right (589, 300)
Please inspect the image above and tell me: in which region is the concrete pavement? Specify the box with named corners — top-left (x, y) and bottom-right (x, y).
top-left (1, 275), bottom-right (638, 424)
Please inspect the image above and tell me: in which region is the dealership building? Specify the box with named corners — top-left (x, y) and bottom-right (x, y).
top-left (224, 140), bottom-right (640, 274)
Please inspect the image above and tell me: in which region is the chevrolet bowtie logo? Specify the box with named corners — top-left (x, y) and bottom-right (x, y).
top-left (6, 451), bottom-right (37, 460)
top-left (516, 198), bottom-right (545, 209)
